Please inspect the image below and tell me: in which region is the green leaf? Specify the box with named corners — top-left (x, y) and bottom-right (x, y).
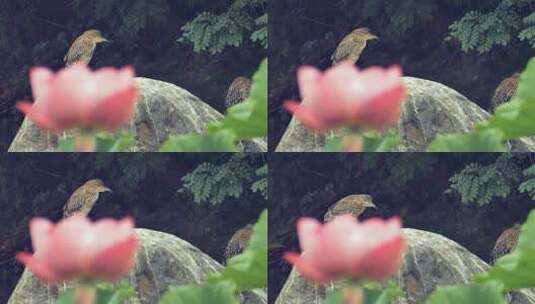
top-left (57, 289), bottom-right (75, 304)
top-left (426, 283), bottom-right (506, 304)
top-left (160, 281), bottom-right (239, 304)
top-left (476, 210), bottom-right (535, 291)
top-left (95, 132), bottom-right (135, 152)
top-left (209, 210), bottom-right (267, 291)
top-left (479, 58), bottom-right (535, 139)
top-left (95, 284), bottom-right (135, 304)
top-left (324, 289), bottom-right (344, 304)
top-left (160, 131), bottom-right (238, 152)
top-left (58, 137), bottom-right (75, 152)
top-left (362, 283), bottom-right (403, 304)
top-left (427, 129), bottom-right (506, 152)
top-left (324, 137), bottom-right (343, 152)
top-left (362, 132), bottom-right (400, 152)
top-left (208, 59), bottom-right (267, 140)
top-left (108, 134), bottom-right (135, 152)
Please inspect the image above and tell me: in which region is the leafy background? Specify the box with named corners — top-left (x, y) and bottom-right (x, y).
top-left (0, 0), bottom-right (266, 151)
top-left (269, 0), bottom-right (535, 149)
top-left (268, 153), bottom-right (535, 303)
top-left (0, 153), bottom-right (267, 303)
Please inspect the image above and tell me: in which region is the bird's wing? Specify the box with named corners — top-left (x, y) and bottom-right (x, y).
top-left (331, 35), bottom-right (353, 64)
top-left (331, 36), bottom-right (366, 65)
top-left (491, 239), bottom-right (511, 264)
top-left (63, 187), bottom-right (87, 217)
top-left (225, 81), bottom-right (251, 108)
top-left (64, 36), bottom-right (94, 66)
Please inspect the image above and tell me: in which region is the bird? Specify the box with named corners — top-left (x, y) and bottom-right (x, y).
top-left (490, 223), bottom-right (521, 264)
top-left (63, 179), bottom-right (112, 218)
top-left (324, 194), bottom-right (376, 222)
top-left (491, 72), bottom-right (520, 111)
top-left (224, 224), bottom-right (253, 262)
top-left (225, 77), bottom-right (252, 109)
top-left (64, 29), bottom-right (109, 67)
top-left (331, 27), bottom-right (378, 66)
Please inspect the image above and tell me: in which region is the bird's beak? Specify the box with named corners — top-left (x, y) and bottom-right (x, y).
top-left (365, 201), bottom-right (377, 209)
top-left (101, 187), bottom-right (112, 192)
top-left (369, 35), bottom-right (379, 41)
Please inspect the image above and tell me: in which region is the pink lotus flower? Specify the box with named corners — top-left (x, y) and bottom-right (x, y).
top-left (284, 62), bottom-right (406, 132)
top-left (17, 64), bottom-right (139, 132)
top-left (285, 215), bottom-right (405, 283)
top-left (17, 216), bottom-right (138, 283)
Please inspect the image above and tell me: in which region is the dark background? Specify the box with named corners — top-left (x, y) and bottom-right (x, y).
top-left (0, 153), bottom-right (266, 303)
top-left (0, 0), bottom-right (266, 152)
top-left (268, 153), bottom-right (534, 303)
top-left (269, 0), bottom-right (533, 149)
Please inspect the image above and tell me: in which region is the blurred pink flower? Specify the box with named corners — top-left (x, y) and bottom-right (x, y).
top-left (17, 63), bottom-right (139, 132)
top-left (284, 62), bottom-right (406, 132)
top-left (17, 215), bottom-right (138, 283)
top-left (285, 215), bottom-right (405, 283)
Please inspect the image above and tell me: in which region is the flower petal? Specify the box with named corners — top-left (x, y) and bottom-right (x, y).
top-left (90, 236), bottom-right (139, 282)
top-left (16, 253), bottom-right (63, 283)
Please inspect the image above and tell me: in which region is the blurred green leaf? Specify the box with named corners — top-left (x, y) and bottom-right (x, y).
top-left (209, 210), bottom-right (267, 291)
top-left (324, 137), bottom-right (343, 152)
top-left (160, 281), bottom-right (239, 304)
top-left (476, 210), bottom-right (535, 291)
top-left (362, 132), bottom-right (400, 152)
top-left (324, 289), bottom-right (344, 304)
top-left (427, 129), bottom-right (505, 152)
top-left (426, 283), bottom-right (506, 304)
top-left (95, 283), bottom-right (135, 304)
top-left (160, 131), bottom-right (238, 152)
top-left (95, 132), bottom-right (135, 152)
top-left (108, 134), bottom-right (135, 152)
top-left (57, 289), bottom-right (75, 304)
top-left (208, 59), bottom-right (267, 139)
top-left (58, 137), bottom-right (76, 152)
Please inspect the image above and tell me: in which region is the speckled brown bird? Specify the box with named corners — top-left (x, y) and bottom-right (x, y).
top-left (64, 30), bottom-right (109, 67)
top-left (323, 194), bottom-right (376, 222)
top-left (491, 72), bottom-right (520, 111)
top-left (225, 77), bottom-right (252, 109)
top-left (331, 27), bottom-right (378, 66)
top-left (224, 224), bottom-right (253, 262)
top-left (490, 223), bottom-right (521, 264)
top-left (63, 179), bottom-right (112, 218)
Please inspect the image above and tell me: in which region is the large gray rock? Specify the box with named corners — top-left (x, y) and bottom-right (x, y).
top-left (8, 77), bottom-right (266, 152)
top-left (275, 228), bottom-right (535, 304)
top-left (275, 77), bottom-right (535, 152)
top-left (8, 229), bottom-right (267, 304)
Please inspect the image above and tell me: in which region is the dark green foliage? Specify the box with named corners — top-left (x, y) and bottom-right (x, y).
top-left (251, 164), bottom-right (267, 199)
top-left (179, 155), bottom-right (266, 205)
top-left (448, 155), bottom-right (522, 205)
top-left (447, 154), bottom-right (535, 205)
top-left (449, 0), bottom-right (535, 53)
top-left (179, 0), bottom-right (267, 54)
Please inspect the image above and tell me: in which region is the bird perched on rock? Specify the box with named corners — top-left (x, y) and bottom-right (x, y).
top-left (225, 77), bottom-right (252, 109)
top-left (491, 72), bottom-right (520, 111)
top-left (331, 27), bottom-right (378, 66)
top-left (490, 223), bottom-right (521, 264)
top-left (63, 179), bottom-right (112, 218)
top-left (224, 224), bottom-right (253, 262)
top-left (324, 194), bottom-right (376, 222)
top-left (64, 29), bottom-right (109, 67)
